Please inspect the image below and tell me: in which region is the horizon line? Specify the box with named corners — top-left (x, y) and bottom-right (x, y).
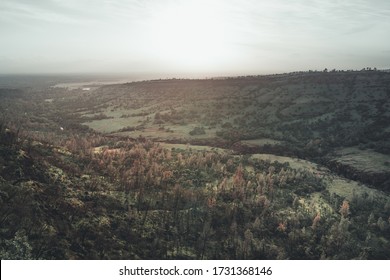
top-left (0, 67), bottom-right (389, 80)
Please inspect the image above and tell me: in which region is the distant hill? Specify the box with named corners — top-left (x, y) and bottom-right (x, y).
top-left (75, 71), bottom-right (390, 189)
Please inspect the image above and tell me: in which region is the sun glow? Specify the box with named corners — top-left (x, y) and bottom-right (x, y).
top-left (147, 0), bottom-right (234, 71)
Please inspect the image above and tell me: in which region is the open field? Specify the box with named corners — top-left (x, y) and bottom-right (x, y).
top-left (332, 147), bottom-right (390, 174)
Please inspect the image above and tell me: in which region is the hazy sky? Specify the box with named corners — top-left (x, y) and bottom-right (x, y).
top-left (1, 0), bottom-right (389, 76)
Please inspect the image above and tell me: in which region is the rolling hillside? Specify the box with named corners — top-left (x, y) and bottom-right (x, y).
top-left (1, 70), bottom-right (389, 259)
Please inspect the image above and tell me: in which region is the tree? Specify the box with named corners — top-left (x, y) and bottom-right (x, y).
top-left (339, 200), bottom-right (350, 218)
top-left (0, 230), bottom-right (33, 260)
top-left (311, 212), bottom-right (321, 230)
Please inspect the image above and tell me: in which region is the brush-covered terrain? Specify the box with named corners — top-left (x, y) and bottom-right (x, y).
top-left (0, 70), bottom-right (389, 259)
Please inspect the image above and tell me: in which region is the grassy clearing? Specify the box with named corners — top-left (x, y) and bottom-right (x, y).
top-left (250, 153), bottom-right (321, 172)
top-left (84, 117), bottom-right (143, 133)
top-left (241, 138), bottom-right (283, 147)
top-left (333, 147), bottom-right (390, 173)
top-left (158, 142), bottom-right (228, 153)
top-left (326, 177), bottom-right (385, 201)
top-left (251, 153), bottom-right (390, 203)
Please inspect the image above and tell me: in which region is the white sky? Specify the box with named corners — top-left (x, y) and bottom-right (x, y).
top-left (0, 0), bottom-right (389, 76)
